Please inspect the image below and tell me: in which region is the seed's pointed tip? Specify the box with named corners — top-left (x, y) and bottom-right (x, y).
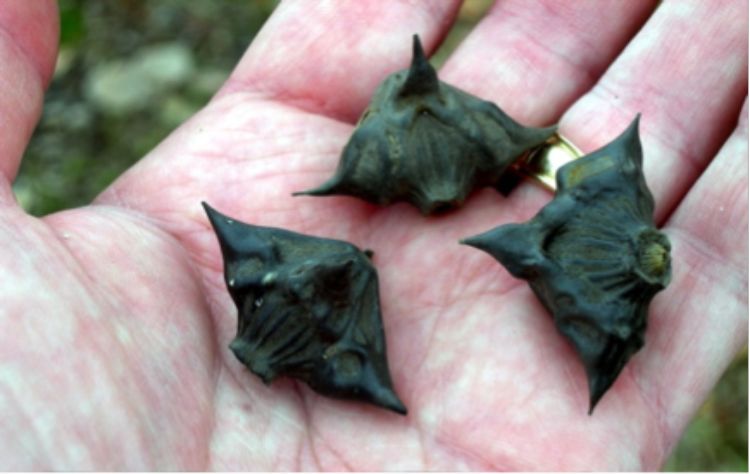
top-left (202, 201), bottom-right (231, 233)
top-left (293, 177), bottom-right (343, 197)
top-left (585, 369), bottom-right (613, 416)
top-left (293, 188), bottom-right (331, 197)
top-left (608, 113), bottom-right (641, 147)
top-left (295, 191), bottom-right (328, 197)
top-left (201, 200), bottom-right (217, 218)
top-left (606, 113), bottom-right (644, 168)
top-left (460, 229), bottom-right (509, 262)
top-left (201, 203), bottom-right (269, 263)
top-left (390, 400), bottom-right (408, 416)
top-left (459, 236), bottom-right (481, 248)
top-left (624, 113), bottom-right (641, 137)
top-left (411, 33), bottom-right (426, 63)
top-left (460, 230), bottom-right (496, 253)
top-left (587, 382), bottom-right (600, 415)
top-left (588, 391), bottom-right (603, 416)
top-left (374, 387), bottom-right (408, 416)
top-left (401, 33), bottom-right (438, 96)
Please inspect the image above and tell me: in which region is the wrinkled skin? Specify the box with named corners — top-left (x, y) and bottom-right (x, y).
top-left (0, 1), bottom-right (746, 470)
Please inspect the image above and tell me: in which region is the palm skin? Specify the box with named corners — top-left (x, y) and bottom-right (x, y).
top-left (0, 0), bottom-right (746, 470)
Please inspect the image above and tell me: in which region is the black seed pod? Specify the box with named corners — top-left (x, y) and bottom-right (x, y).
top-left (295, 35), bottom-right (556, 215)
top-left (203, 203), bottom-right (406, 415)
top-left (461, 117), bottom-right (671, 413)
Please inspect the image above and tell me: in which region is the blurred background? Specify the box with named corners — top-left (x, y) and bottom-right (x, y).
top-left (13, 1), bottom-right (747, 470)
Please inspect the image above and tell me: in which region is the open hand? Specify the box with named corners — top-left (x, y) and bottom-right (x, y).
top-left (0, 1), bottom-right (746, 469)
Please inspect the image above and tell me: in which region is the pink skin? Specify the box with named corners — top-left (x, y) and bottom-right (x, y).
top-left (0, 0), bottom-right (746, 470)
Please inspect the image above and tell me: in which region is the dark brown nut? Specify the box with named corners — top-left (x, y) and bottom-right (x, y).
top-left (462, 117), bottom-right (671, 413)
top-left (295, 35), bottom-right (556, 215)
top-left (203, 203), bottom-right (406, 415)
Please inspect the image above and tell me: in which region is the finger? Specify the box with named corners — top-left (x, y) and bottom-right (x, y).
top-left (440, 0), bottom-right (657, 125)
top-left (0, 0), bottom-right (59, 194)
top-left (635, 99), bottom-right (748, 452)
top-left (221, 0), bottom-right (462, 122)
top-left (560, 0), bottom-right (748, 223)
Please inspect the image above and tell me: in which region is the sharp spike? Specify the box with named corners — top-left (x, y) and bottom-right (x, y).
top-left (461, 223), bottom-right (542, 279)
top-left (202, 201), bottom-right (225, 231)
top-left (459, 235), bottom-right (482, 248)
top-left (293, 176), bottom-right (344, 197)
top-left (358, 359), bottom-right (408, 415)
top-left (631, 113), bottom-right (641, 132)
top-left (558, 114), bottom-right (644, 188)
top-left (586, 370), bottom-right (612, 415)
top-left (202, 201), bottom-right (244, 258)
top-left (618, 114), bottom-right (641, 145)
top-left (400, 34), bottom-right (439, 96)
top-left (201, 201), bottom-right (277, 267)
top-left (373, 387), bottom-right (407, 415)
top-left (459, 227), bottom-right (502, 254)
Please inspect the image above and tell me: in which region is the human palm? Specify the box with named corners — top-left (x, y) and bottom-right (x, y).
top-left (1, 1), bottom-right (746, 470)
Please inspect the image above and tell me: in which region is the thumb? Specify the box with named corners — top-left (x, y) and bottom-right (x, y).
top-left (0, 0), bottom-right (59, 205)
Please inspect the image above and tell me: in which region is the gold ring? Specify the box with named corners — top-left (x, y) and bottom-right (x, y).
top-left (512, 133), bottom-right (584, 191)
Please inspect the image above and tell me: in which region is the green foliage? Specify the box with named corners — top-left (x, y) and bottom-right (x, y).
top-left (15, 0), bottom-right (278, 216)
top-left (664, 352), bottom-right (748, 472)
top-left (58, 0), bottom-right (85, 46)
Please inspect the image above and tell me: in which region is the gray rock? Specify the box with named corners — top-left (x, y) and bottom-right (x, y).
top-left (84, 42), bottom-right (195, 116)
top-left (136, 42), bottom-right (195, 88)
top-left (85, 59), bottom-right (153, 115)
